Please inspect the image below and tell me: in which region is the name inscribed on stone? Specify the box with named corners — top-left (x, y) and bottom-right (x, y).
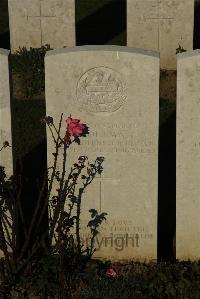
top-left (71, 122), bottom-right (156, 154)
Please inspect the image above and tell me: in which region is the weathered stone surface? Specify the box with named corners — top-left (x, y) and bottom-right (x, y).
top-left (0, 49), bottom-right (13, 258)
top-left (127, 0), bottom-right (194, 70)
top-left (0, 49), bottom-right (13, 177)
top-left (176, 49), bottom-right (200, 261)
top-left (45, 46), bottom-right (159, 261)
top-left (8, 0), bottom-right (75, 52)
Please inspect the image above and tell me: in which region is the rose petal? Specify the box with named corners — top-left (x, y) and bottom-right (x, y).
top-left (71, 118), bottom-right (80, 124)
top-left (65, 117), bottom-right (72, 125)
top-left (105, 267), bottom-right (117, 278)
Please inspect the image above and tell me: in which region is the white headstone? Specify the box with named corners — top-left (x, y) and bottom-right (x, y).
top-left (127, 0), bottom-right (194, 70)
top-left (0, 50), bottom-right (13, 259)
top-left (0, 49), bottom-right (13, 177)
top-left (177, 49), bottom-right (200, 261)
top-left (8, 0), bottom-right (75, 52)
top-left (45, 46), bottom-right (159, 261)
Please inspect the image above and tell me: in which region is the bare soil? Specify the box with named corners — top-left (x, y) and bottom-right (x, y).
top-left (160, 70), bottom-right (177, 102)
top-left (12, 73), bottom-right (45, 100)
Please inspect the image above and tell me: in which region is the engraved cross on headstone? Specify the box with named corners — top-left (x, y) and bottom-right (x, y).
top-left (144, 0), bottom-right (175, 50)
top-left (95, 174), bottom-right (120, 212)
top-left (27, 0), bottom-right (57, 46)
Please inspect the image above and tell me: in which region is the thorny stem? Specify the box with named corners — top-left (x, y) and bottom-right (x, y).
top-left (76, 188), bottom-right (84, 255)
top-left (0, 114), bottom-right (106, 297)
top-left (52, 123), bottom-right (65, 144)
top-left (75, 158), bottom-right (104, 256)
top-left (32, 172), bottom-right (48, 232)
top-left (0, 169), bottom-right (17, 276)
top-left (14, 236), bottom-right (47, 276)
top-left (66, 179), bottom-right (76, 218)
top-left (0, 219), bottom-right (12, 278)
top-left (16, 195), bottom-right (28, 239)
top-left (1, 217), bottom-right (12, 249)
top-left (13, 171), bottom-right (27, 259)
top-left (17, 175), bottom-right (47, 260)
top-left (56, 158), bottom-right (87, 248)
top-left (51, 141), bottom-right (68, 243)
top-left (48, 123), bottom-right (57, 144)
top-left (0, 142), bottom-right (11, 152)
top-left (20, 114), bottom-right (64, 257)
top-left (39, 114), bottom-right (64, 228)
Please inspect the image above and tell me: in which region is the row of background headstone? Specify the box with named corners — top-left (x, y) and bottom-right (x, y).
top-left (3, 1), bottom-right (200, 51)
top-left (2, 0), bottom-right (200, 51)
top-left (2, 0), bottom-right (195, 70)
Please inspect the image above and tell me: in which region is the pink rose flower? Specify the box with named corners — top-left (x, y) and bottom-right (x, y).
top-left (105, 267), bottom-right (118, 278)
top-left (66, 117), bottom-right (86, 137)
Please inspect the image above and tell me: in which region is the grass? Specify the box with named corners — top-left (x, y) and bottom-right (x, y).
top-left (1, 256), bottom-right (200, 298)
top-left (73, 260), bottom-right (200, 299)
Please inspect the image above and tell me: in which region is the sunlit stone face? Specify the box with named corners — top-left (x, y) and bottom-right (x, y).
top-left (45, 46), bottom-right (159, 261)
top-left (8, 0), bottom-right (75, 52)
top-left (127, 0), bottom-right (194, 69)
top-left (177, 50), bottom-right (200, 261)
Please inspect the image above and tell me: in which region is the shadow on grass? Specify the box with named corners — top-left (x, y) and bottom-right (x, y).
top-left (0, 31), bottom-right (10, 49)
top-left (15, 139), bottom-right (48, 257)
top-left (12, 99), bottom-right (48, 257)
top-left (76, 0), bottom-right (126, 45)
top-left (158, 108), bottom-right (176, 261)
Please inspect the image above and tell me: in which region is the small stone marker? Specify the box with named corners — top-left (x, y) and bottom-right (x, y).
top-left (0, 49), bottom-right (13, 178)
top-left (177, 49), bottom-right (200, 261)
top-left (8, 0), bottom-right (75, 52)
top-left (127, 0), bottom-right (194, 70)
top-left (45, 46), bottom-right (159, 261)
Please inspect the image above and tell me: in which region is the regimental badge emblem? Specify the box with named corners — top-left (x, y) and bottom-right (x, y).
top-left (76, 67), bottom-right (126, 113)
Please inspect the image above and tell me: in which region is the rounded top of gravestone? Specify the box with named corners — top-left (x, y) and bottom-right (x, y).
top-left (45, 45), bottom-right (160, 58)
top-left (177, 49), bottom-right (200, 59)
